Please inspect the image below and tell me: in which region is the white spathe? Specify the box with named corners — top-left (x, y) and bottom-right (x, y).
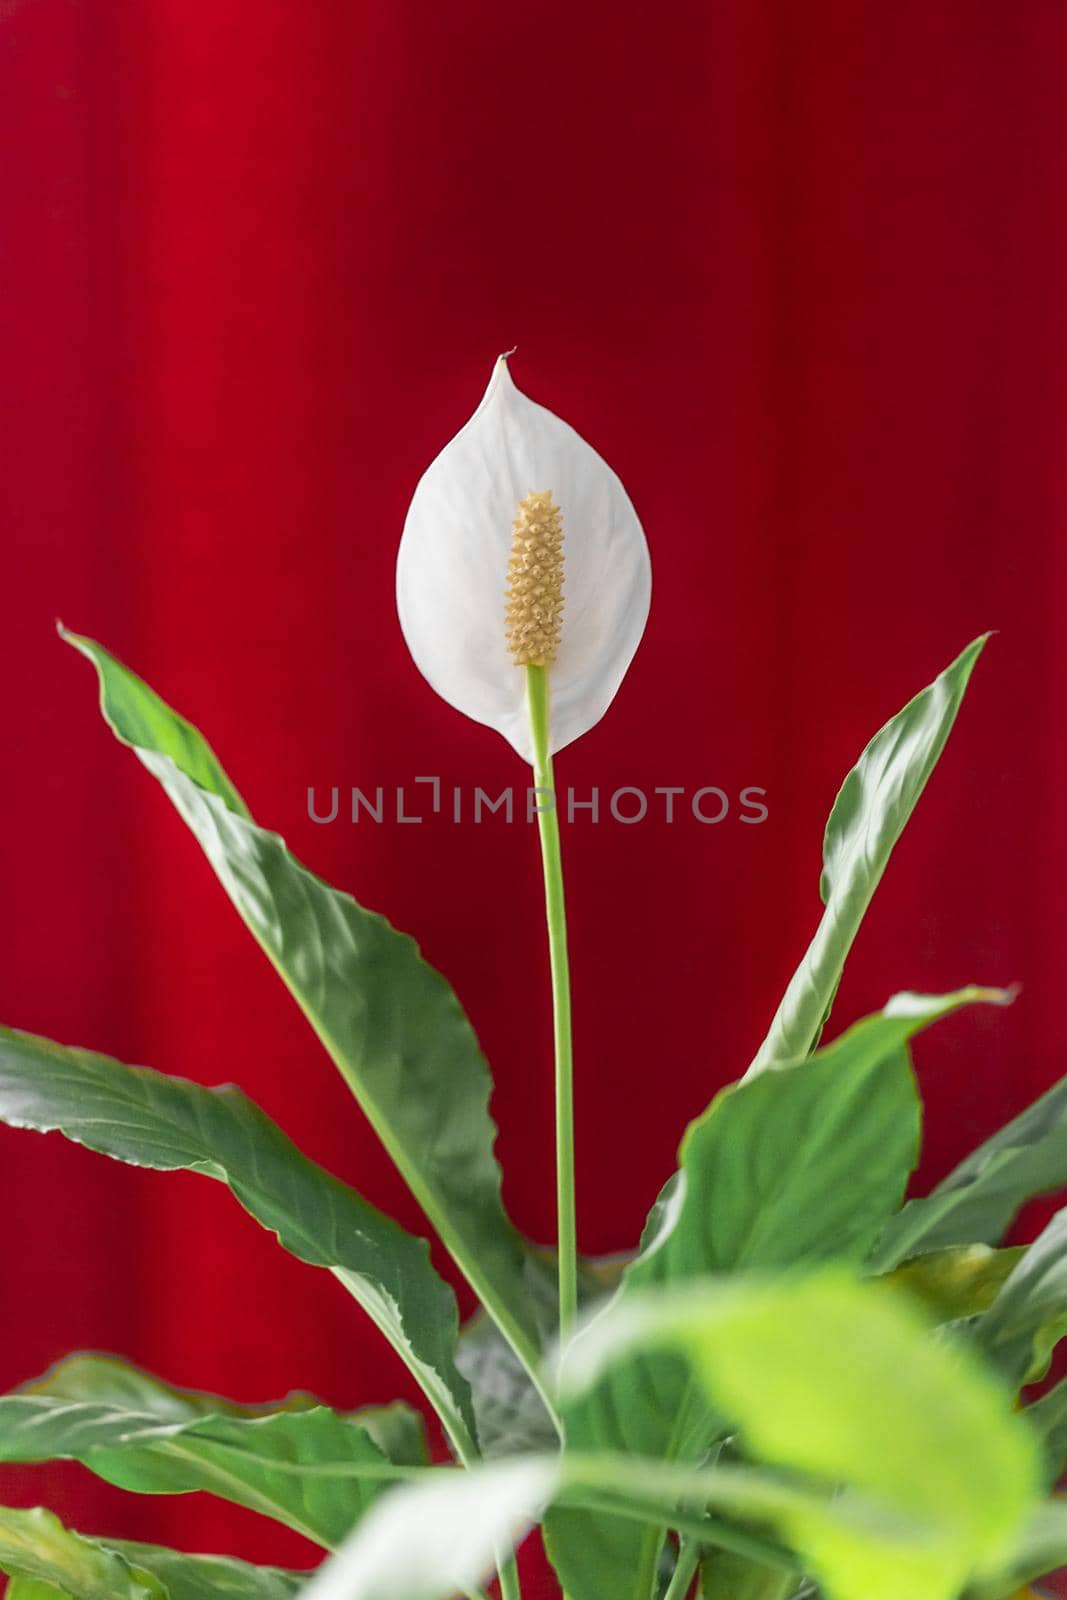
top-left (300, 1458), bottom-right (556, 1600)
top-left (396, 355), bottom-right (651, 762)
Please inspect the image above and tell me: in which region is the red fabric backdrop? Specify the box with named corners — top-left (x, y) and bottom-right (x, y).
top-left (4, 2), bottom-right (1067, 1594)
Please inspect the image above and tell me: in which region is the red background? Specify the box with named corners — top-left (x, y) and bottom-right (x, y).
top-left (3, 3), bottom-right (1067, 1595)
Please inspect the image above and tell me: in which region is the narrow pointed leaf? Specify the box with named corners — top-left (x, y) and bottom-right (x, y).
top-left (106, 1546), bottom-right (305, 1600)
top-left (559, 1275), bottom-right (1039, 1600)
top-left (546, 990), bottom-right (1003, 1600)
top-left (55, 634), bottom-right (250, 819)
top-left (1023, 1380), bottom-right (1067, 1486)
top-left (0, 1356), bottom-right (410, 1551)
top-left (749, 637), bottom-right (987, 1074)
top-left (973, 1208), bottom-right (1067, 1385)
top-left (61, 629), bottom-right (539, 1387)
top-left (0, 1024), bottom-right (475, 1455)
top-left (872, 1075), bottom-right (1067, 1270)
top-left (0, 1507), bottom-right (165, 1600)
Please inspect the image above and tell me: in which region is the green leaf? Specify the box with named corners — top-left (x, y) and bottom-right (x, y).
top-left (964, 1498), bottom-right (1067, 1597)
top-left (973, 1208), bottom-right (1067, 1385)
top-left (456, 1310), bottom-right (558, 1461)
top-left (872, 1075), bottom-right (1067, 1270)
top-left (0, 1507), bottom-right (165, 1600)
top-left (58, 627), bottom-right (251, 819)
top-left (749, 636), bottom-right (987, 1074)
top-left (544, 1348), bottom-right (696, 1600)
top-left (105, 1546), bottom-right (305, 1600)
top-left (699, 1552), bottom-right (797, 1600)
top-left (545, 990), bottom-right (1004, 1600)
top-left (0, 1356), bottom-right (410, 1551)
top-left (4, 1536), bottom-right (305, 1600)
top-left (559, 1274), bottom-right (1040, 1600)
top-left (61, 628), bottom-right (540, 1395)
top-left (649, 994), bottom-right (990, 1275)
top-left (0, 1024), bottom-right (475, 1458)
top-left (881, 1245), bottom-right (1025, 1322)
top-left (1023, 1379), bottom-right (1067, 1486)
top-left (457, 1251), bottom-right (620, 1460)
top-left (355, 1403), bottom-right (429, 1469)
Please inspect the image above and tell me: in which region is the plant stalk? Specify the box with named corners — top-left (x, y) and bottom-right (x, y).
top-left (663, 1538), bottom-right (701, 1600)
top-left (526, 665), bottom-right (577, 1336)
top-left (496, 1560), bottom-right (522, 1600)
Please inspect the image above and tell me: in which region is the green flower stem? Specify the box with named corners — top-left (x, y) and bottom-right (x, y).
top-left (526, 664), bottom-right (577, 1336)
top-left (497, 1556), bottom-right (522, 1600)
top-left (662, 1538), bottom-right (701, 1600)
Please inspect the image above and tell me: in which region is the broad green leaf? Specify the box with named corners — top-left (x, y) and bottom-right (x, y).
top-left (0, 1025), bottom-right (475, 1457)
top-left (872, 1076), bottom-right (1067, 1270)
top-left (647, 994), bottom-right (998, 1276)
top-left (0, 1507), bottom-right (165, 1600)
top-left (974, 1209), bottom-right (1067, 1385)
top-left (106, 1546), bottom-right (305, 1600)
top-left (699, 1552), bottom-right (797, 1600)
top-left (559, 1274), bottom-right (1039, 1600)
top-left (0, 1356), bottom-right (409, 1551)
top-left (1024, 1381), bottom-right (1067, 1486)
top-left (456, 1310), bottom-right (558, 1460)
top-left (457, 1251), bottom-right (620, 1460)
top-left (749, 636), bottom-right (987, 1074)
top-left (544, 1348), bottom-right (696, 1600)
top-left (546, 990), bottom-right (1002, 1600)
top-left (883, 1245), bottom-right (1025, 1321)
top-left (6, 1582), bottom-right (71, 1600)
top-left (61, 629), bottom-right (540, 1392)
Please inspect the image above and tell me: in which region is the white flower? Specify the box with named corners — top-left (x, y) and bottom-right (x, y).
top-left (396, 355), bottom-right (651, 762)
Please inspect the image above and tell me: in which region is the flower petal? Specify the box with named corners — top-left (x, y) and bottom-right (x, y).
top-left (396, 357), bottom-right (651, 762)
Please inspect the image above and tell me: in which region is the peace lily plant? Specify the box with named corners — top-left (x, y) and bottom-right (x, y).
top-left (0, 361), bottom-right (1066, 1600)
top-left (397, 353), bottom-right (652, 1337)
